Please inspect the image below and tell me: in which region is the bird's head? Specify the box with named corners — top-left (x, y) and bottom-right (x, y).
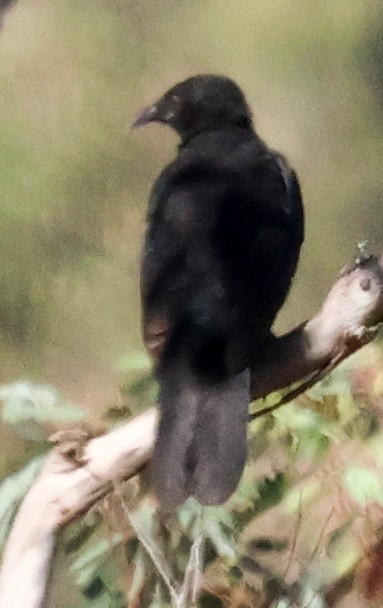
top-left (133, 74), bottom-right (253, 143)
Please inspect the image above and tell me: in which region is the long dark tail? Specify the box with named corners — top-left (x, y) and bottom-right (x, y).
top-left (151, 351), bottom-right (249, 511)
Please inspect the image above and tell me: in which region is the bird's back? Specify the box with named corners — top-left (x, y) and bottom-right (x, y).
top-left (142, 126), bottom-right (303, 375)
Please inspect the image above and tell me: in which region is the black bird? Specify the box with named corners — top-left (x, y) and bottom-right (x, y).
top-left (134, 75), bottom-right (304, 510)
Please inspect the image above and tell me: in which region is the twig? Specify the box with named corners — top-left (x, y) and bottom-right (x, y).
top-left (178, 505), bottom-right (205, 607)
top-left (284, 492), bottom-right (303, 579)
top-left (115, 486), bottom-right (180, 606)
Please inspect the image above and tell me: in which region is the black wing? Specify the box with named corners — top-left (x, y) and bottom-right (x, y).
top-left (275, 152), bottom-right (305, 249)
top-left (140, 161), bottom-right (236, 367)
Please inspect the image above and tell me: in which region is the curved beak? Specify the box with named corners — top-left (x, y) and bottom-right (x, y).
top-left (132, 104), bottom-right (159, 128)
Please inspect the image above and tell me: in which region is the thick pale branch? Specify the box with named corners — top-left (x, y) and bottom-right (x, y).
top-left (1, 255), bottom-right (383, 608)
top-left (0, 410), bottom-right (157, 608)
top-left (251, 255), bottom-right (383, 398)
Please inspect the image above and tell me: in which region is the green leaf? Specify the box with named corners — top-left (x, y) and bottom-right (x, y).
top-left (293, 427), bottom-right (330, 461)
top-left (255, 473), bottom-right (288, 512)
top-left (178, 499), bottom-right (237, 560)
top-left (300, 584), bottom-right (325, 608)
top-left (0, 381), bottom-right (84, 440)
top-left (0, 454), bottom-right (47, 547)
top-left (342, 468), bottom-right (383, 506)
top-left (177, 497), bottom-right (202, 531)
top-left (273, 600), bottom-right (291, 608)
top-left (148, 583), bottom-right (171, 608)
top-left (128, 500), bottom-right (156, 539)
top-left (247, 538), bottom-right (288, 552)
top-left (201, 506), bottom-right (237, 560)
top-left (127, 545), bottom-right (147, 606)
top-left (71, 533), bottom-right (124, 587)
top-left (118, 351), bottom-right (151, 372)
top-left (273, 403), bottom-right (323, 431)
top-left (284, 479), bottom-right (319, 513)
top-left (64, 517), bottom-right (102, 554)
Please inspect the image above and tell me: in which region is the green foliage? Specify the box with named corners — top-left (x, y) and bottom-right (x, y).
top-left (1, 350), bottom-right (380, 606)
top-left (71, 533), bottom-right (125, 588)
top-left (118, 352), bottom-right (152, 373)
top-left (342, 468), bottom-right (383, 506)
top-left (73, 351), bottom-right (383, 605)
top-left (254, 473), bottom-right (288, 513)
top-left (0, 454), bottom-right (46, 547)
top-left (0, 381), bottom-right (84, 440)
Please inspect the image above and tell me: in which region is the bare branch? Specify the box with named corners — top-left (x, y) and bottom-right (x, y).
top-left (0, 410), bottom-right (157, 608)
top-left (250, 255), bottom-right (383, 399)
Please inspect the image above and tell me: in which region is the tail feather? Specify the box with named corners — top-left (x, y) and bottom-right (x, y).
top-left (152, 353), bottom-right (249, 510)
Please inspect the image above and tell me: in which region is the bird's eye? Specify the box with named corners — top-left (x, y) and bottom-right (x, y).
top-left (171, 94), bottom-right (181, 106)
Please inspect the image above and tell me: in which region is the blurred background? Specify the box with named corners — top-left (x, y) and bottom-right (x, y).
top-left (0, 0), bottom-right (382, 416)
